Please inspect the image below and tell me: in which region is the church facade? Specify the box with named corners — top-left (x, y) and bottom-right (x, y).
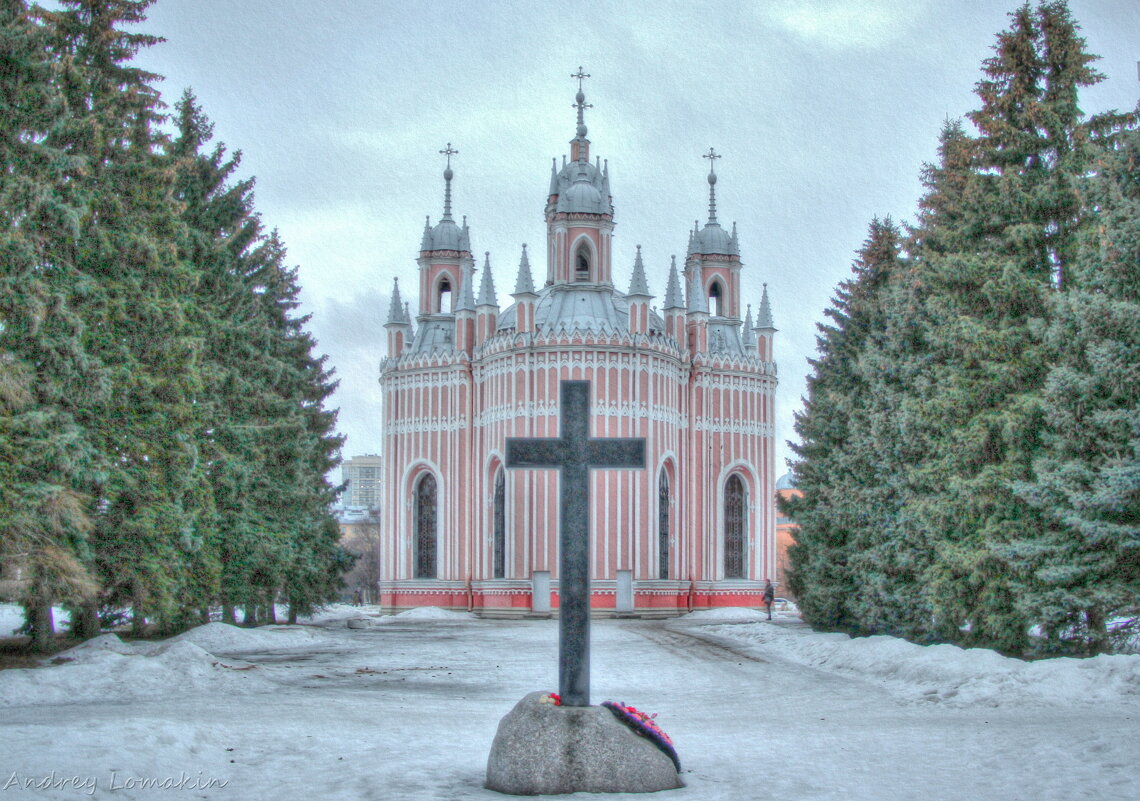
top-left (377, 80), bottom-right (778, 616)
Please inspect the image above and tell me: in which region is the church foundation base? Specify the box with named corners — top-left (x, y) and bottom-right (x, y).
top-left (379, 580), bottom-right (767, 618)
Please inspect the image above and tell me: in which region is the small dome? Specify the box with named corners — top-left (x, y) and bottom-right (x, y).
top-left (775, 472), bottom-right (796, 491)
top-left (423, 218), bottom-right (465, 252)
top-left (552, 160), bottom-right (612, 216)
top-left (691, 222), bottom-right (735, 256)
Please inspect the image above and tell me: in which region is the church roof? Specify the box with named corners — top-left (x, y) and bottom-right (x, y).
top-left (496, 282), bottom-right (664, 336)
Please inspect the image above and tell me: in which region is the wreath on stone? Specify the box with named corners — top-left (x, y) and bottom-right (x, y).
top-left (601, 701), bottom-right (681, 772)
top-left (538, 693), bottom-right (681, 773)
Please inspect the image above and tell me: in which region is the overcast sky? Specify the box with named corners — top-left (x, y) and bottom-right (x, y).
top-left (129, 0), bottom-right (1138, 476)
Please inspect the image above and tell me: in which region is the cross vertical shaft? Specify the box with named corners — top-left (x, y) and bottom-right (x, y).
top-left (505, 381), bottom-right (645, 706)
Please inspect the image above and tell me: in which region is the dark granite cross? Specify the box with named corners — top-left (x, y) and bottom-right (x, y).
top-left (505, 381), bottom-right (646, 707)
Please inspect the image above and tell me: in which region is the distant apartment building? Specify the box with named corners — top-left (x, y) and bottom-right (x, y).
top-left (341, 454), bottom-right (383, 509)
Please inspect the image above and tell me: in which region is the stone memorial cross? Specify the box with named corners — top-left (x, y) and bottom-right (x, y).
top-left (505, 380), bottom-right (646, 707)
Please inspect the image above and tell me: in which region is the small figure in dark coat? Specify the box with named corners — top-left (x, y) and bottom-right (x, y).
top-left (762, 580), bottom-right (775, 620)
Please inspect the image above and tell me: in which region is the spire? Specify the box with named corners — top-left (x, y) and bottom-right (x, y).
top-left (514, 244), bottom-right (535, 295)
top-left (702, 147), bottom-right (721, 225)
top-left (687, 269), bottom-right (706, 313)
top-left (549, 158), bottom-right (559, 196)
top-left (439, 143), bottom-right (458, 221)
top-left (756, 283), bottom-right (775, 329)
top-left (627, 245), bottom-right (651, 296)
top-left (664, 256), bottom-right (684, 309)
top-left (729, 221), bottom-right (739, 255)
top-left (386, 277), bottom-right (407, 324)
top-left (742, 304), bottom-right (757, 347)
top-left (420, 216), bottom-right (432, 251)
top-left (455, 258), bottom-right (476, 312)
top-left (477, 252), bottom-right (498, 307)
top-left (570, 66), bottom-right (592, 162)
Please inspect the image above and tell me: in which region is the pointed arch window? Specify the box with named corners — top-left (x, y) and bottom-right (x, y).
top-left (437, 276), bottom-right (452, 313)
top-left (658, 469), bottom-right (670, 580)
top-left (414, 473), bottom-right (437, 578)
top-left (708, 280), bottom-right (723, 316)
top-left (574, 242), bottom-right (591, 282)
top-left (492, 468), bottom-right (506, 579)
top-left (724, 474), bottom-right (746, 579)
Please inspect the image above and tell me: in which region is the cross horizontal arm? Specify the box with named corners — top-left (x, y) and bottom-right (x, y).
top-left (587, 439), bottom-right (646, 469)
top-left (505, 438), bottom-right (566, 469)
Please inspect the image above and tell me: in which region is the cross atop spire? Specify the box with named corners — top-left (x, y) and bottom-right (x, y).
top-left (703, 147), bottom-right (721, 224)
top-left (440, 142), bottom-right (458, 169)
top-left (571, 66), bottom-right (592, 155)
top-left (439, 142), bottom-right (458, 220)
top-left (572, 66), bottom-right (590, 92)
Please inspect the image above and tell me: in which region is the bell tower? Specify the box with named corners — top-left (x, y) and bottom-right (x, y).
top-left (685, 148), bottom-right (742, 322)
top-left (544, 67), bottom-right (615, 288)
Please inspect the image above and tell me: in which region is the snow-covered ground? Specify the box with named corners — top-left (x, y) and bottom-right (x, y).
top-left (1, 605), bottom-right (1137, 800)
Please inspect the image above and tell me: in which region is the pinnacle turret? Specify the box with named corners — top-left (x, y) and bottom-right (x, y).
top-left (687, 269), bottom-right (706, 314)
top-left (514, 244), bottom-right (536, 295)
top-left (386, 277), bottom-right (408, 324)
top-left (742, 304), bottom-right (757, 347)
top-left (455, 258), bottom-right (476, 312)
top-left (627, 245), bottom-right (651, 297)
top-left (756, 283), bottom-right (775, 329)
top-left (664, 256), bottom-right (684, 309)
top-left (477, 252), bottom-right (498, 307)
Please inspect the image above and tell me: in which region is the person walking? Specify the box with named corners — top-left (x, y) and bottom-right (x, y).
top-left (763, 579), bottom-right (775, 620)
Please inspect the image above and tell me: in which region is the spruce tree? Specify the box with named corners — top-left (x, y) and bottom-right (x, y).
top-left (1013, 125), bottom-right (1140, 654)
top-left (42, 0), bottom-right (209, 635)
top-left (0, 0), bottom-right (102, 649)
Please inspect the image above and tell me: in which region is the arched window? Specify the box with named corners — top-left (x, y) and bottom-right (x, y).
top-left (708, 280), bottom-right (723, 316)
top-left (492, 468), bottom-right (506, 579)
top-left (658, 469), bottom-right (670, 580)
top-left (724, 474), bottom-right (745, 578)
top-left (574, 242), bottom-right (591, 282)
top-left (437, 276), bottom-right (452, 312)
top-left (414, 473), bottom-right (437, 578)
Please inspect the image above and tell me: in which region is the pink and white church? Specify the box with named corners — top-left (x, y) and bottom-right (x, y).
top-left (377, 79), bottom-right (778, 616)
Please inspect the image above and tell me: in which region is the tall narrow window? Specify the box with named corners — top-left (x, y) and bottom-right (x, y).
top-left (575, 243), bottom-right (590, 281)
top-left (437, 277), bottom-right (452, 312)
top-left (708, 280), bottom-right (723, 316)
top-left (493, 468), bottom-right (506, 579)
top-left (414, 473), bottom-right (437, 578)
top-left (658, 470), bottom-right (670, 580)
top-left (724, 474), bottom-right (745, 578)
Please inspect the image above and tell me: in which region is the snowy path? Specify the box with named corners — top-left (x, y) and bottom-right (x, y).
top-left (1, 614), bottom-right (1137, 800)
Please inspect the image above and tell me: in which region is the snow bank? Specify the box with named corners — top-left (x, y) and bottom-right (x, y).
top-left (167, 622), bottom-right (328, 653)
top-left (297, 603), bottom-right (383, 624)
top-left (684, 620), bottom-right (1140, 707)
top-left (0, 639), bottom-right (270, 708)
